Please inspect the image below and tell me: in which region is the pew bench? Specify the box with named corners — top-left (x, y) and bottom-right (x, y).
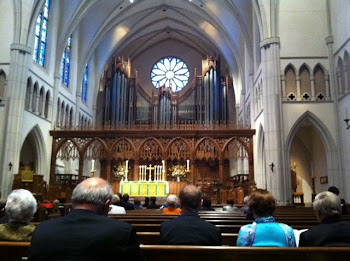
top-left (1, 242), bottom-right (350, 261)
top-left (140, 245), bottom-right (350, 261)
top-left (136, 232), bottom-right (238, 246)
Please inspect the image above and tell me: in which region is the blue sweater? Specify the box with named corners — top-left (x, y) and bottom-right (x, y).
top-left (237, 216), bottom-right (296, 247)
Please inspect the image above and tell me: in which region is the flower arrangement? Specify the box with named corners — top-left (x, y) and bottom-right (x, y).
top-left (113, 164), bottom-right (127, 178)
top-left (170, 165), bottom-right (187, 178)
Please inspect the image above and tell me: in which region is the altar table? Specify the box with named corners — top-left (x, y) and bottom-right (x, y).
top-left (120, 181), bottom-right (169, 197)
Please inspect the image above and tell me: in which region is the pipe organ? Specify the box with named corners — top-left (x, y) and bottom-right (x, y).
top-left (102, 57), bottom-right (229, 126)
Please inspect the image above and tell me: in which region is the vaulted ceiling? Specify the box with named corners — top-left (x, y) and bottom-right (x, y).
top-left (56, 0), bottom-right (254, 84)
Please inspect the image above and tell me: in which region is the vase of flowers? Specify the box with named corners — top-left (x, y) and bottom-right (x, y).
top-left (113, 164), bottom-right (126, 180)
top-left (170, 165), bottom-right (186, 182)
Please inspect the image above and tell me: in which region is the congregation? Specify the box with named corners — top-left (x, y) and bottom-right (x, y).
top-left (0, 177), bottom-right (350, 260)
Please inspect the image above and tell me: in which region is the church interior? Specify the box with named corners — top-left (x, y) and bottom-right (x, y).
top-left (0, 0), bottom-right (349, 206)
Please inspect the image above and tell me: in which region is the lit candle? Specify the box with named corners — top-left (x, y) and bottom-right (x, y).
top-left (91, 160), bottom-right (95, 170)
top-left (162, 160), bottom-right (165, 170)
top-left (187, 160), bottom-right (190, 171)
top-left (125, 160), bottom-right (129, 171)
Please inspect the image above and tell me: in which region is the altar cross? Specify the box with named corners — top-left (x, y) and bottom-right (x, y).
top-left (147, 164), bottom-right (154, 181)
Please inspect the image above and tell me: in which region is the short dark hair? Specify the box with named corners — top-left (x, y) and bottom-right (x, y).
top-left (226, 198), bottom-right (235, 205)
top-left (122, 194), bottom-right (129, 202)
top-left (248, 189), bottom-right (276, 217)
top-left (202, 197), bottom-right (212, 208)
top-left (328, 186), bottom-right (339, 195)
top-left (179, 185), bottom-right (202, 211)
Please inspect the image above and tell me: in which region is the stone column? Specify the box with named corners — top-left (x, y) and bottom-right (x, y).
top-left (260, 37), bottom-right (288, 203)
top-left (0, 44), bottom-right (31, 196)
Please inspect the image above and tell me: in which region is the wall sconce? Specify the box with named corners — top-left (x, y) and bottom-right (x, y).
top-left (269, 162), bottom-right (274, 172)
top-left (345, 118), bottom-right (350, 130)
top-left (9, 162), bottom-right (13, 171)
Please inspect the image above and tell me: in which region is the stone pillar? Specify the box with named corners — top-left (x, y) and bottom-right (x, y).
top-left (260, 37), bottom-right (288, 203)
top-left (0, 44), bottom-right (31, 196)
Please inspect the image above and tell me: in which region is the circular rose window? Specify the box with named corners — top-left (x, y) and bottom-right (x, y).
top-left (151, 57), bottom-right (190, 92)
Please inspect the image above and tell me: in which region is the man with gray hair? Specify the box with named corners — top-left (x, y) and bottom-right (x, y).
top-left (29, 177), bottom-right (144, 260)
top-left (299, 191), bottom-right (350, 246)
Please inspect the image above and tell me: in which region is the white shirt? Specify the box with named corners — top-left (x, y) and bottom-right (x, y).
top-left (108, 204), bottom-right (126, 214)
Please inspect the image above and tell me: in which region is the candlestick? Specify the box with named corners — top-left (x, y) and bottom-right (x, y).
top-left (125, 160), bottom-right (129, 181)
top-left (91, 159), bottom-right (95, 170)
top-left (187, 160), bottom-right (190, 171)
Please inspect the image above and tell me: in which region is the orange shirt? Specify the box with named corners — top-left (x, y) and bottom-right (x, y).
top-left (162, 207), bottom-right (182, 215)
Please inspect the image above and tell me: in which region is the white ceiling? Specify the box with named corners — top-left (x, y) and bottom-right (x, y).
top-left (54, 0), bottom-right (254, 87)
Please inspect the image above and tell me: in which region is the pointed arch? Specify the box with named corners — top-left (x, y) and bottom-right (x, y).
top-left (165, 137), bottom-right (192, 160)
top-left (344, 51), bottom-right (350, 90)
top-left (285, 111), bottom-right (339, 190)
top-left (138, 137), bottom-right (164, 161)
top-left (299, 64), bottom-right (311, 100)
top-left (194, 137), bottom-right (221, 160)
top-left (110, 137), bottom-right (137, 160)
top-left (255, 123), bottom-right (266, 189)
top-left (25, 77), bottom-right (33, 109)
top-left (0, 69), bottom-right (6, 99)
top-left (21, 125), bottom-right (47, 177)
top-left (82, 138), bottom-right (109, 160)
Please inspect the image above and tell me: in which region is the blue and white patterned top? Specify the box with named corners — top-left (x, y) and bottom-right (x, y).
top-left (236, 216), bottom-right (296, 247)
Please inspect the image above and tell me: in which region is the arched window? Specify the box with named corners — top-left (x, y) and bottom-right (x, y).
top-left (151, 57), bottom-right (189, 92)
top-left (0, 71), bottom-right (6, 100)
top-left (38, 87), bottom-right (45, 115)
top-left (285, 65), bottom-right (297, 101)
top-left (299, 65), bottom-right (311, 101)
top-left (82, 65), bottom-right (88, 102)
top-left (61, 36), bottom-right (72, 86)
top-left (44, 91), bottom-right (50, 118)
top-left (33, 0), bottom-right (50, 66)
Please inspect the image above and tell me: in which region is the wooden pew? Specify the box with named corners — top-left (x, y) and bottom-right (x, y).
top-left (1, 242), bottom-right (350, 261)
top-left (140, 245), bottom-right (350, 261)
top-left (0, 241), bottom-right (29, 261)
top-left (136, 232), bottom-right (238, 246)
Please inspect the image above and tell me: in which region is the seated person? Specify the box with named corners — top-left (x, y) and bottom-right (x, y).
top-left (133, 198), bottom-right (143, 210)
top-left (0, 189), bottom-right (37, 241)
top-left (40, 199), bottom-right (54, 209)
top-left (162, 195), bottom-right (182, 215)
top-left (236, 189), bottom-right (296, 247)
top-left (201, 197), bottom-right (215, 211)
top-left (160, 185), bottom-right (221, 245)
top-left (108, 194), bottom-right (126, 214)
top-left (299, 191), bottom-right (350, 246)
top-left (222, 198), bottom-right (238, 211)
top-left (120, 193), bottom-right (134, 210)
top-left (142, 197), bottom-right (149, 208)
top-left (146, 196), bottom-right (160, 209)
top-left (328, 186), bottom-right (348, 214)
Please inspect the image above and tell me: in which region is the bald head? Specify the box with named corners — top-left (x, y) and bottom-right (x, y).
top-left (179, 185), bottom-right (202, 211)
top-left (72, 177), bottom-right (113, 215)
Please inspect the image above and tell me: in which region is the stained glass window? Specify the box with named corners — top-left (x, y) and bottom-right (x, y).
top-left (151, 57), bottom-right (189, 92)
top-left (61, 36), bottom-right (72, 87)
top-left (33, 0), bottom-right (50, 66)
top-left (82, 65), bottom-right (88, 102)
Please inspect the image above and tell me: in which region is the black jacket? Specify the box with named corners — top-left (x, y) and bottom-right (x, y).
top-left (299, 216), bottom-right (350, 246)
